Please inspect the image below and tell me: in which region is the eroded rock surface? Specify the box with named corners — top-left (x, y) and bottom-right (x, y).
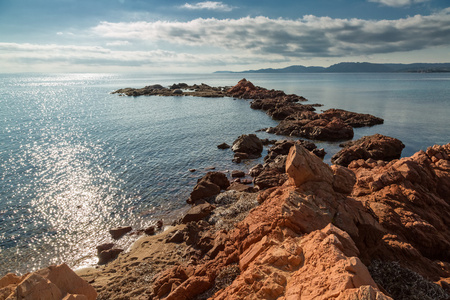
top-left (332, 133), bottom-right (405, 166)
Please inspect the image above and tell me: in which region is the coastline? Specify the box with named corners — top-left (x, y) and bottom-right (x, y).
top-left (1, 79), bottom-right (449, 299)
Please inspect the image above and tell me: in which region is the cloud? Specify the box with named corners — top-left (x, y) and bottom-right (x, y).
top-left (368, 0), bottom-right (430, 7)
top-left (92, 9), bottom-right (450, 58)
top-left (181, 1), bottom-right (235, 12)
top-left (106, 40), bottom-right (131, 46)
top-left (0, 42), bottom-right (285, 68)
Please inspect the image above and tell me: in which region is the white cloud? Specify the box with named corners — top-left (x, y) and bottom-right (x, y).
top-left (368, 0), bottom-right (430, 7)
top-left (0, 42), bottom-right (285, 68)
top-left (181, 1), bottom-right (234, 12)
top-left (106, 40), bottom-right (131, 46)
top-left (92, 9), bottom-right (450, 58)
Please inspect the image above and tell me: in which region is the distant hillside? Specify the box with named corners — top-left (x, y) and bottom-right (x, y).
top-left (216, 62), bottom-right (450, 73)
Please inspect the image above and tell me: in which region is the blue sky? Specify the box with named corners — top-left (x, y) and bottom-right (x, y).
top-left (0, 0), bottom-right (449, 73)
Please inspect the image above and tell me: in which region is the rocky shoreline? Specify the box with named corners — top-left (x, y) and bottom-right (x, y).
top-left (1, 80), bottom-right (449, 300)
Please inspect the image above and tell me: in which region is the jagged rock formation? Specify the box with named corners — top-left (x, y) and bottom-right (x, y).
top-left (0, 264), bottom-right (96, 300)
top-left (332, 134), bottom-right (405, 166)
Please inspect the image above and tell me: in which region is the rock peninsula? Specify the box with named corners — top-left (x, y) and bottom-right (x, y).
top-left (2, 80), bottom-right (449, 300)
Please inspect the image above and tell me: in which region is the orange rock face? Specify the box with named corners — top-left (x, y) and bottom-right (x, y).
top-left (350, 143), bottom-right (450, 282)
top-left (0, 263), bottom-right (97, 300)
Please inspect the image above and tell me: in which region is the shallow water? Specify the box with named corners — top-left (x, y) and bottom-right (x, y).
top-left (0, 72), bottom-right (449, 276)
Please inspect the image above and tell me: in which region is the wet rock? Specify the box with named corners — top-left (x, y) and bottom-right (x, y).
top-left (144, 226), bottom-right (156, 235)
top-left (231, 134), bottom-right (263, 157)
top-left (98, 249), bottom-right (124, 265)
top-left (96, 243), bottom-right (115, 255)
top-left (109, 226), bottom-right (132, 240)
top-left (249, 164), bottom-right (264, 177)
top-left (231, 170), bottom-right (246, 178)
top-left (332, 134), bottom-right (405, 167)
top-left (217, 143), bottom-right (230, 149)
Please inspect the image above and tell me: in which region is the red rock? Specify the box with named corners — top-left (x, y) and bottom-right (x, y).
top-left (188, 172), bottom-right (230, 203)
top-left (332, 134), bottom-right (405, 167)
top-left (253, 168), bottom-right (288, 190)
top-left (350, 143), bottom-right (450, 279)
top-left (14, 273), bottom-right (62, 300)
top-left (285, 143), bottom-right (334, 187)
top-left (181, 203), bottom-right (215, 224)
top-left (321, 108), bottom-right (384, 127)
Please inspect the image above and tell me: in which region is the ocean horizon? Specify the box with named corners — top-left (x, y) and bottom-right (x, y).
top-left (1, 72), bottom-right (449, 276)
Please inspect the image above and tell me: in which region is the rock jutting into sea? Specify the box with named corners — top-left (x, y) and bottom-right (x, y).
top-left (3, 80), bottom-right (449, 300)
top-left (112, 78), bottom-right (384, 143)
top-left (71, 142), bottom-right (449, 299)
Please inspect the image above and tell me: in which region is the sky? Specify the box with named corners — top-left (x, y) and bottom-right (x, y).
top-left (0, 0), bottom-right (449, 73)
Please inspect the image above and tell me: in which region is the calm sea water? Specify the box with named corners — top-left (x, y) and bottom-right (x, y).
top-left (0, 72), bottom-right (449, 276)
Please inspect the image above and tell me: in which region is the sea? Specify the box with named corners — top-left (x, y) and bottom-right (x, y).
top-left (0, 72), bottom-right (449, 276)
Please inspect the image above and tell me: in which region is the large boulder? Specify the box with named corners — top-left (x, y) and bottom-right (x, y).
top-left (231, 134), bottom-right (263, 157)
top-left (332, 134), bottom-right (405, 167)
top-left (0, 263), bottom-right (97, 300)
top-left (188, 172), bottom-right (230, 204)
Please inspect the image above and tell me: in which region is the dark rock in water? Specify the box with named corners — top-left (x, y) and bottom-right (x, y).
top-left (232, 157), bottom-right (242, 164)
top-left (249, 164), bottom-right (264, 177)
top-left (217, 143), bottom-right (231, 149)
top-left (170, 83), bottom-right (189, 89)
top-left (98, 248), bottom-right (124, 265)
top-left (96, 243), bottom-right (115, 255)
top-left (188, 172), bottom-right (230, 204)
top-left (109, 226), bottom-right (132, 240)
top-left (260, 138), bottom-right (277, 145)
top-left (181, 203), bottom-right (215, 224)
top-left (231, 170), bottom-right (246, 178)
top-left (144, 226), bottom-right (156, 235)
top-left (231, 134), bottom-right (263, 156)
top-left (189, 169), bottom-right (196, 172)
top-left (234, 152), bottom-right (249, 159)
top-left (172, 89), bottom-right (183, 95)
top-left (156, 220), bottom-right (163, 229)
top-left (332, 134), bottom-right (405, 167)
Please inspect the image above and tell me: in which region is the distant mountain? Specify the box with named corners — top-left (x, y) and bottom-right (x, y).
top-left (216, 62), bottom-right (450, 73)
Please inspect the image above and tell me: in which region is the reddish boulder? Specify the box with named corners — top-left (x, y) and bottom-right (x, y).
top-left (188, 172), bottom-right (230, 204)
top-left (332, 134), bottom-right (405, 167)
top-left (321, 108), bottom-right (384, 127)
top-left (253, 169), bottom-right (288, 190)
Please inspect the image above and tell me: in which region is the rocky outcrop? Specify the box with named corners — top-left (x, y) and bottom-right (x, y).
top-left (349, 143), bottom-right (450, 284)
top-left (332, 134), bottom-right (405, 166)
top-left (113, 83), bottom-right (229, 97)
top-left (188, 172), bottom-right (230, 204)
top-left (231, 134), bottom-right (263, 157)
top-left (0, 264), bottom-right (97, 300)
top-left (266, 109), bottom-right (383, 141)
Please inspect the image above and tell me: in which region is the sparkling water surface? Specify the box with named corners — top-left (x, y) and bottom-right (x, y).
top-left (0, 72), bottom-right (449, 276)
